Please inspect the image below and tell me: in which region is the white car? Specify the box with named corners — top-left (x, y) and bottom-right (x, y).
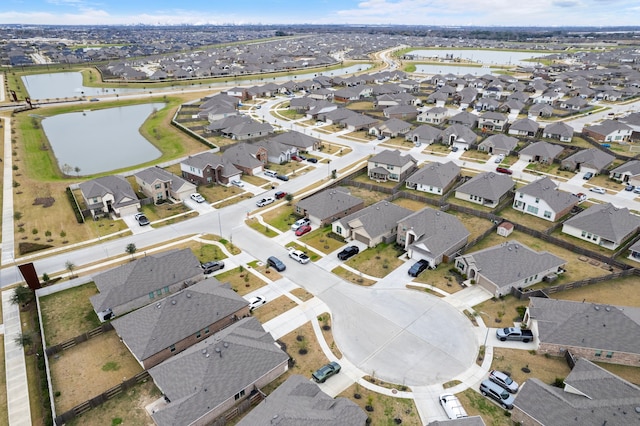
top-left (231, 179), bottom-right (245, 187)
top-left (248, 295), bottom-right (266, 311)
top-left (256, 197), bottom-right (275, 207)
top-left (589, 187), bottom-right (606, 194)
top-left (494, 154), bottom-right (505, 163)
top-left (190, 193), bottom-right (205, 203)
top-left (288, 249), bottom-right (310, 264)
top-left (439, 393), bottom-right (467, 420)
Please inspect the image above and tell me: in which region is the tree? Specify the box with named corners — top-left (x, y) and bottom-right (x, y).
top-left (11, 286), bottom-right (34, 307)
top-left (125, 243), bottom-right (137, 260)
top-left (61, 163), bottom-right (73, 176)
top-left (14, 332), bottom-right (34, 354)
top-left (42, 273), bottom-right (51, 285)
top-left (65, 261), bottom-right (76, 279)
top-left (285, 193), bottom-right (294, 204)
top-left (74, 166), bottom-right (81, 177)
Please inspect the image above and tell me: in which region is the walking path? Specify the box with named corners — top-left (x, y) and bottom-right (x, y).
top-left (1, 116), bottom-right (15, 266)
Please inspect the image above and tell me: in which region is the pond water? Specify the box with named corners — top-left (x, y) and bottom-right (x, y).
top-left (413, 64), bottom-right (500, 76)
top-left (22, 64), bottom-right (372, 100)
top-left (408, 49), bottom-right (544, 66)
top-left (41, 103), bottom-right (165, 175)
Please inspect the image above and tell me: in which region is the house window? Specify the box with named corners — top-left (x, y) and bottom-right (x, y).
top-left (92, 197), bottom-right (99, 203)
top-left (535, 198), bottom-right (540, 203)
top-left (196, 331), bottom-right (201, 339)
top-left (595, 350), bottom-right (601, 357)
top-left (164, 286), bottom-right (169, 293)
top-left (234, 389), bottom-right (246, 400)
top-left (519, 193), bottom-right (523, 198)
top-left (205, 327), bottom-right (210, 334)
top-left (156, 289), bottom-right (162, 297)
top-left (336, 226), bottom-right (342, 234)
top-left (606, 352), bottom-right (613, 358)
top-left (149, 292), bottom-right (155, 300)
top-left (155, 184), bottom-right (161, 189)
top-left (581, 231), bottom-right (587, 237)
top-left (544, 211), bottom-right (551, 219)
top-left (527, 205), bottom-right (539, 214)
top-left (170, 344), bottom-right (176, 353)
top-left (456, 261), bottom-right (465, 271)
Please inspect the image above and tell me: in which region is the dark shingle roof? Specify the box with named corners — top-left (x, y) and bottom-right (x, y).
top-left (369, 149), bottom-right (416, 168)
top-left (516, 177), bottom-right (577, 213)
top-left (78, 175), bottom-right (139, 210)
top-left (456, 172), bottom-right (514, 201)
top-left (406, 161), bottom-right (460, 189)
top-left (563, 202), bottom-right (640, 244)
top-left (399, 207), bottom-right (469, 259)
top-left (296, 188), bottom-right (363, 221)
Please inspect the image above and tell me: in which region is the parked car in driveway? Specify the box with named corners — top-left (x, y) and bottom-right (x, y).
top-left (231, 179), bottom-right (245, 187)
top-left (337, 245), bottom-right (359, 260)
top-left (589, 187), bottom-right (606, 194)
top-left (248, 295), bottom-right (266, 311)
top-left (291, 218), bottom-right (310, 231)
top-left (190, 193), bottom-right (205, 203)
top-left (408, 259), bottom-right (429, 277)
top-left (480, 380), bottom-right (515, 409)
top-left (625, 184), bottom-right (635, 191)
top-left (256, 197), bottom-right (275, 207)
top-left (439, 393), bottom-right (467, 420)
top-left (583, 172), bottom-right (594, 180)
top-left (495, 167), bottom-right (513, 175)
top-left (634, 187), bottom-right (640, 194)
top-left (489, 370), bottom-right (519, 393)
top-left (574, 192), bottom-right (587, 202)
top-left (312, 361), bottom-right (341, 383)
top-left (494, 154), bottom-right (504, 163)
top-left (134, 213), bottom-right (150, 226)
top-left (295, 224), bottom-right (312, 236)
top-left (276, 174), bottom-right (289, 181)
top-left (201, 260), bottom-right (224, 274)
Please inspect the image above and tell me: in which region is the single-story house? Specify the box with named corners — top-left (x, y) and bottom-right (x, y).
top-left (448, 111), bottom-right (478, 128)
top-left (518, 141), bottom-right (564, 164)
top-left (609, 159), bottom-right (640, 186)
top-left (405, 161), bottom-right (460, 195)
top-left (405, 124), bottom-right (441, 146)
top-left (368, 149), bottom-right (417, 182)
top-left (383, 104), bottom-right (419, 120)
top-left (112, 280), bottom-right (249, 369)
top-left (629, 240), bottom-right (640, 263)
top-left (508, 118), bottom-right (540, 137)
top-left (583, 119), bottom-right (633, 143)
top-left (560, 148), bottom-right (615, 174)
top-left (181, 152), bottom-right (242, 186)
top-left (454, 240), bottom-right (566, 296)
top-left (440, 124), bottom-right (478, 150)
top-left (295, 188), bottom-right (365, 227)
top-left (454, 172), bottom-right (515, 208)
top-left (78, 175), bottom-right (140, 219)
top-left (148, 317), bottom-right (289, 426)
top-left (332, 201), bottom-right (412, 248)
top-left (257, 139), bottom-right (297, 164)
top-left (397, 207), bottom-right (470, 266)
top-left (90, 248), bottom-right (204, 320)
top-left (527, 103), bottom-right (554, 118)
top-left (478, 134), bottom-right (518, 156)
top-left (134, 166), bottom-right (196, 203)
top-left (513, 177), bottom-right (578, 222)
top-left (542, 121), bottom-right (574, 142)
top-left (371, 118), bottom-right (412, 138)
top-left (562, 202), bottom-right (640, 250)
top-left (270, 131), bottom-right (320, 152)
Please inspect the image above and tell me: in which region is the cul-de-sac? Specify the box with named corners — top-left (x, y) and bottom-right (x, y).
top-left (1, 22), bottom-right (640, 426)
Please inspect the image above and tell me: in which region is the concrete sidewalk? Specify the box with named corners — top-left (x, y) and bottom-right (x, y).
top-left (2, 290), bottom-right (32, 426)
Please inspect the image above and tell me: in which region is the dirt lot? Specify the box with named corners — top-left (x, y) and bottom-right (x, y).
top-left (50, 331), bottom-right (143, 413)
top-left (40, 283), bottom-right (100, 345)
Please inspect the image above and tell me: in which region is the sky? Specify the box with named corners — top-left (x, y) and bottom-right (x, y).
top-left (1, 0), bottom-right (640, 27)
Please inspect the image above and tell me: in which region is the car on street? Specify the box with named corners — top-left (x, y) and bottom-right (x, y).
top-left (201, 260), bottom-right (225, 274)
top-left (231, 179), bottom-right (245, 187)
top-left (248, 295), bottom-right (266, 311)
top-left (495, 167), bottom-right (513, 175)
top-left (255, 105), bottom-right (261, 109)
top-left (634, 187), bottom-right (640, 194)
top-left (408, 259), bottom-right (429, 277)
top-left (337, 245), bottom-right (359, 261)
top-left (291, 218), bottom-right (311, 231)
top-left (298, 154), bottom-right (307, 160)
top-left (190, 193), bottom-right (205, 203)
top-left (134, 213), bottom-right (150, 226)
top-left (480, 380), bottom-right (515, 409)
top-left (267, 256), bottom-right (286, 271)
top-left (306, 157), bottom-right (318, 163)
top-left (295, 224), bottom-right (312, 236)
top-left (494, 154), bottom-right (504, 163)
top-left (583, 172), bottom-right (594, 180)
top-left (311, 361), bottom-right (341, 383)
top-left (589, 187), bottom-right (606, 194)
top-left (439, 393), bottom-right (467, 420)
top-left (276, 174), bottom-right (289, 181)
top-left (288, 249), bottom-right (310, 264)
top-left (275, 191), bottom-right (287, 199)
top-left (489, 370), bottom-right (519, 394)
top-left (256, 197), bottom-right (275, 207)
top-left (574, 193), bottom-right (587, 202)
top-left (625, 184), bottom-right (635, 191)
top-left (89, 98), bottom-right (99, 102)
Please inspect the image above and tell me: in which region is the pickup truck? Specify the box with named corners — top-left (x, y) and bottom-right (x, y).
top-left (496, 327), bottom-right (534, 343)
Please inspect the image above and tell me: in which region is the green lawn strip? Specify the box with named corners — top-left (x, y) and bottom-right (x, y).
top-left (299, 226), bottom-right (345, 254)
top-left (331, 266), bottom-right (377, 286)
top-left (262, 205), bottom-right (301, 232)
top-left (191, 242), bottom-right (228, 263)
top-left (344, 243), bottom-right (404, 278)
top-left (245, 218), bottom-right (278, 238)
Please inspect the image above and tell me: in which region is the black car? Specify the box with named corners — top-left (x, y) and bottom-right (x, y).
top-left (337, 245), bottom-right (359, 261)
top-left (408, 259), bottom-right (429, 277)
top-left (267, 256), bottom-right (286, 272)
top-left (306, 157), bottom-right (318, 164)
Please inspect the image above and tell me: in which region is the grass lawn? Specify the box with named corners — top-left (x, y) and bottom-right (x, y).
top-left (250, 295), bottom-right (298, 324)
top-left (247, 261), bottom-right (283, 282)
top-left (40, 282), bottom-right (101, 346)
top-left (344, 243), bottom-right (405, 278)
top-left (352, 173), bottom-right (398, 188)
top-left (66, 380), bottom-right (160, 426)
top-left (342, 185), bottom-right (391, 206)
top-left (50, 331), bottom-right (143, 413)
top-left (473, 294), bottom-right (527, 328)
top-left (196, 183), bottom-right (244, 203)
top-left (498, 208), bottom-right (556, 233)
top-left (284, 242), bottom-right (321, 262)
top-left (412, 264), bottom-right (466, 294)
top-left (215, 266), bottom-right (268, 296)
top-left (290, 288), bottom-right (314, 302)
top-left (550, 275), bottom-right (640, 306)
top-left (242, 174), bottom-right (269, 186)
top-left (138, 200), bottom-right (191, 221)
top-left (346, 101), bottom-right (375, 110)
top-left (267, 161), bottom-right (307, 177)
top-left (199, 234), bottom-right (241, 255)
top-left (245, 218), bottom-right (278, 238)
top-left (458, 388), bottom-right (510, 426)
top-left (319, 142), bottom-right (351, 156)
top-left (491, 348), bottom-right (571, 388)
top-left (317, 313), bottom-right (343, 359)
top-left (299, 226), bottom-right (345, 254)
top-left (380, 137), bottom-right (416, 150)
top-left (262, 204), bottom-right (300, 232)
top-left (191, 242), bottom-right (228, 263)
top-left (423, 144), bottom-right (451, 155)
top-left (460, 150), bottom-right (490, 162)
top-left (332, 266), bottom-right (377, 287)
top-left (338, 384), bottom-right (421, 426)
top-left (525, 162), bottom-right (574, 180)
top-left (596, 362), bottom-right (640, 386)
top-left (392, 197), bottom-right (427, 211)
top-left (449, 211), bottom-right (495, 241)
top-left (447, 195), bottom-right (495, 213)
top-left (585, 174), bottom-right (626, 191)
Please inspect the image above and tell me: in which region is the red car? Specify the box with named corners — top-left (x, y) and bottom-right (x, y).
top-left (295, 225), bottom-right (312, 236)
top-left (291, 155), bottom-right (303, 162)
top-left (275, 191), bottom-right (287, 199)
top-left (496, 167), bottom-right (513, 175)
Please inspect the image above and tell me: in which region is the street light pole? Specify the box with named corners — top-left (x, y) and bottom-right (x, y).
top-left (327, 160), bottom-right (331, 178)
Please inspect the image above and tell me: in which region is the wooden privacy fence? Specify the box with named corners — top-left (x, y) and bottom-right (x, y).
top-left (45, 322), bottom-right (114, 356)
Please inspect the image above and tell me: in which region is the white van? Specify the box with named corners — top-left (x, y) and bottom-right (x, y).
top-left (264, 169), bottom-right (278, 178)
top-left (439, 393), bottom-right (467, 419)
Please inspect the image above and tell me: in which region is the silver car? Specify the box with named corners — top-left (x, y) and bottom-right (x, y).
top-left (489, 370), bottom-right (519, 393)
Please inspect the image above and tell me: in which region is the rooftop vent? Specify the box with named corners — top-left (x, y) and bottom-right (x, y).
top-left (156, 302), bottom-right (161, 309)
top-left (186, 293), bottom-right (191, 298)
top-left (594, 305), bottom-right (600, 311)
top-left (171, 300), bottom-right (176, 305)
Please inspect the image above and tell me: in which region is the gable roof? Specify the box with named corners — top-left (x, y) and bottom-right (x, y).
top-left (90, 249), bottom-right (203, 313)
top-left (563, 202), bottom-right (640, 244)
top-left (516, 177), bottom-right (578, 213)
top-left (237, 375), bottom-right (367, 426)
top-left (222, 143), bottom-right (265, 169)
top-left (479, 134), bottom-right (518, 151)
top-left (441, 124), bottom-right (478, 144)
top-left (510, 117), bottom-right (540, 133)
top-left (528, 297), bottom-right (640, 354)
top-left (337, 201), bottom-right (412, 240)
top-left (399, 207), bottom-right (470, 258)
top-left (456, 172), bottom-right (514, 200)
top-left (448, 110), bottom-right (478, 127)
top-left (296, 188), bottom-right (363, 220)
top-left (135, 166), bottom-right (194, 193)
top-left (543, 121), bottom-right (575, 138)
top-left (369, 149), bottom-right (417, 168)
top-left (181, 152), bottom-right (241, 178)
top-left (519, 141), bottom-right (564, 160)
top-left (562, 148), bottom-right (615, 170)
top-left (78, 175), bottom-right (139, 210)
top-left (406, 161), bottom-right (460, 189)
top-left (270, 131), bottom-right (319, 150)
top-left (379, 118), bottom-right (412, 133)
top-left (585, 119), bottom-right (633, 136)
top-left (149, 317), bottom-right (289, 426)
top-left (112, 280), bottom-right (247, 361)
top-left (611, 159), bottom-right (640, 176)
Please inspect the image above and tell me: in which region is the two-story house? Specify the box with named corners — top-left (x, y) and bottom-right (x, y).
top-left (513, 177), bottom-right (578, 221)
top-left (367, 149), bottom-right (417, 182)
top-left (134, 166), bottom-right (196, 203)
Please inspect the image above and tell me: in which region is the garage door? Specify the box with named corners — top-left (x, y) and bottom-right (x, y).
top-left (119, 204), bottom-right (139, 217)
top-left (354, 232), bottom-right (370, 245)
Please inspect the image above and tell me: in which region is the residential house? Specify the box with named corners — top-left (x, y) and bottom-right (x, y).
top-left (271, 131), bottom-right (320, 152)
top-left (475, 97), bottom-right (501, 112)
top-left (322, 108), bottom-right (357, 125)
top-left (78, 175), bottom-right (140, 219)
top-left (478, 134), bottom-right (518, 156)
top-left (367, 149), bottom-right (417, 182)
top-left (618, 111), bottom-right (640, 139)
top-left (112, 280), bottom-right (249, 369)
top-left (440, 124), bottom-right (478, 150)
top-left (90, 248), bottom-right (204, 320)
top-left (405, 124), bottom-right (441, 146)
top-left (559, 96), bottom-right (589, 110)
top-left (448, 111), bottom-right (478, 128)
top-left (405, 161), bottom-right (460, 195)
top-left (508, 118), bottom-right (540, 137)
top-left (527, 103), bottom-right (554, 118)
top-left (562, 202), bottom-right (640, 250)
top-left (332, 201), bottom-right (412, 247)
top-left (501, 99), bottom-right (525, 115)
top-left (454, 172), bottom-right (515, 208)
top-left (513, 177), bottom-right (578, 221)
top-left (383, 104), bottom-right (419, 120)
top-left (295, 188), bottom-right (365, 227)
top-left (180, 152), bottom-right (242, 186)
top-left (148, 317), bottom-right (289, 426)
top-left (417, 106), bottom-right (449, 125)
top-left (197, 93), bottom-right (239, 119)
top-left (542, 121), bottom-right (574, 142)
top-left (340, 114), bottom-right (379, 132)
top-left (222, 143), bottom-right (268, 175)
top-left (629, 240), bottom-right (640, 263)
top-left (220, 119), bottom-right (274, 140)
top-left (518, 141), bottom-right (564, 164)
top-left (583, 119), bottom-right (633, 142)
top-left (134, 166), bottom-right (196, 203)
top-left (238, 375), bottom-right (367, 426)
top-left (524, 297), bottom-right (640, 367)
top-left (454, 240), bottom-right (566, 296)
top-left (478, 111), bottom-right (508, 132)
top-left (609, 160), bottom-right (640, 185)
top-left (397, 207), bottom-right (470, 266)
top-left (257, 139), bottom-right (297, 164)
top-left (561, 148), bottom-right (615, 174)
top-left (372, 118), bottom-right (412, 138)
top-left (333, 86), bottom-right (373, 102)
top-left (512, 358), bottom-right (640, 426)
top-left (426, 91), bottom-right (449, 106)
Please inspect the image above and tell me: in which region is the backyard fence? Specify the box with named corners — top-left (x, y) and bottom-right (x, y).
top-left (45, 322), bottom-right (114, 357)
